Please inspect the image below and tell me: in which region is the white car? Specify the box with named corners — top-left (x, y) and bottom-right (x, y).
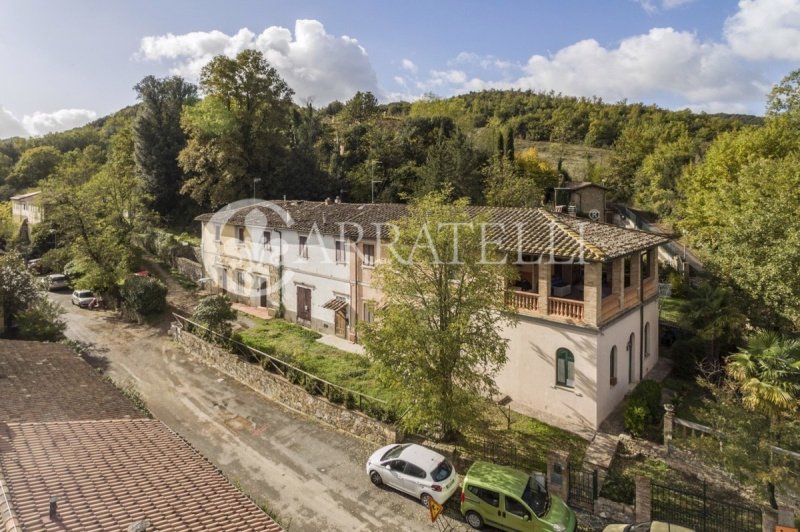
top-left (71, 290), bottom-right (95, 308)
top-left (47, 274), bottom-right (69, 291)
top-left (366, 443), bottom-right (459, 507)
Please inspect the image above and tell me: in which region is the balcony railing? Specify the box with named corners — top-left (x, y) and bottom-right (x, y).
top-left (505, 290), bottom-right (539, 312)
top-left (548, 297), bottom-right (584, 321)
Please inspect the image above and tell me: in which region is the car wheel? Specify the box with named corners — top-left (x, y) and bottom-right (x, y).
top-left (420, 492), bottom-right (432, 508)
top-left (369, 471), bottom-right (382, 487)
top-left (465, 510), bottom-right (483, 529)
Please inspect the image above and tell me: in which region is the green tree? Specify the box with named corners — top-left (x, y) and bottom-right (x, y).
top-left (341, 91), bottom-right (379, 123)
top-left (0, 251), bottom-right (42, 328)
top-left (192, 295), bottom-right (237, 337)
top-left (361, 190), bottom-right (518, 440)
top-left (133, 75), bottom-right (198, 217)
top-left (179, 50), bottom-right (294, 207)
top-left (726, 331), bottom-right (800, 416)
top-left (6, 146), bottom-right (62, 190)
top-left (766, 69), bottom-right (800, 117)
top-left (416, 129), bottom-right (483, 202)
top-left (504, 126), bottom-right (515, 161)
top-left (16, 297), bottom-right (66, 341)
top-left (634, 133), bottom-right (695, 216)
top-left (678, 282), bottom-right (746, 362)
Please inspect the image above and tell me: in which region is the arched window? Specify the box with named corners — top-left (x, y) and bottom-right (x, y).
top-left (556, 348), bottom-right (575, 388)
top-left (644, 322), bottom-right (651, 357)
top-left (610, 346), bottom-right (618, 386)
top-left (627, 333), bottom-right (635, 384)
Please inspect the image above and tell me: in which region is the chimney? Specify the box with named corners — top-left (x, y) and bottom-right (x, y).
top-left (334, 196), bottom-right (341, 204)
top-left (324, 197), bottom-right (332, 205)
top-left (322, 213), bottom-right (327, 225)
top-left (49, 496), bottom-right (57, 520)
top-left (128, 519), bottom-right (151, 532)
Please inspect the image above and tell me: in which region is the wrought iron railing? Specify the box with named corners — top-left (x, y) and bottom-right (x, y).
top-left (651, 481), bottom-right (761, 532)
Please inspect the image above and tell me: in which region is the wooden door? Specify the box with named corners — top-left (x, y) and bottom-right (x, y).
top-left (334, 311), bottom-right (346, 338)
top-left (259, 278), bottom-right (268, 307)
top-left (297, 287), bottom-right (311, 322)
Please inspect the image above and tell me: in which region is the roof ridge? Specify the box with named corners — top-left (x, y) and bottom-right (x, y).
top-left (3, 418), bottom-right (156, 427)
top-left (540, 209), bottom-right (606, 260)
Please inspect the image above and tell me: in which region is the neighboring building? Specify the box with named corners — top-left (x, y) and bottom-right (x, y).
top-left (0, 340), bottom-right (283, 531)
top-left (9, 190), bottom-right (43, 240)
top-left (196, 200), bottom-right (669, 434)
top-left (551, 181), bottom-right (607, 219)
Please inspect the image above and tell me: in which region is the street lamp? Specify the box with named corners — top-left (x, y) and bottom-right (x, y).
top-left (253, 178), bottom-right (262, 200)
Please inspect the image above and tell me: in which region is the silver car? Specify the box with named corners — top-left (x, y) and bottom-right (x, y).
top-left (47, 274), bottom-right (69, 291)
top-left (71, 290), bottom-right (95, 308)
top-left (366, 443), bottom-right (459, 507)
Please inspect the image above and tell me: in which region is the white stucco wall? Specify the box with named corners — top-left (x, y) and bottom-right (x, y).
top-left (495, 318), bottom-right (600, 435)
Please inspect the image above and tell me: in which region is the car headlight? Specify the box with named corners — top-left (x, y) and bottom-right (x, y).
top-left (552, 525), bottom-right (565, 532)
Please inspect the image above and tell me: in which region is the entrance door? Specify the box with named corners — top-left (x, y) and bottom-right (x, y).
top-left (297, 287), bottom-right (311, 322)
top-left (220, 268), bottom-right (228, 295)
top-left (334, 310), bottom-right (346, 338)
top-left (259, 278), bottom-right (268, 308)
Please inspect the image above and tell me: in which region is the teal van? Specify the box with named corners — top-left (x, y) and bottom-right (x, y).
top-left (460, 461), bottom-right (577, 531)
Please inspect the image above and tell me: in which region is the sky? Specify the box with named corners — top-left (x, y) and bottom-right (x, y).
top-left (1, 0), bottom-right (799, 138)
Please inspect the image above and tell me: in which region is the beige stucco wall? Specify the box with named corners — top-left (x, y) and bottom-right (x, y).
top-left (570, 187), bottom-right (605, 215)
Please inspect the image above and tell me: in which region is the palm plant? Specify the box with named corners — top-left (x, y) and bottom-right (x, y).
top-left (726, 330), bottom-right (800, 416)
top-left (679, 282), bottom-right (746, 362)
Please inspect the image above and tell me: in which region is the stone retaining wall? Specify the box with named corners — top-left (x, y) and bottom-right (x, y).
top-left (172, 326), bottom-right (396, 445)
top-left (175, 257), bottom-right (204, 282)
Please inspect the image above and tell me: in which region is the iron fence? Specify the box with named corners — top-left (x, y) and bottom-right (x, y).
top-left (172, 313), bottom-right (393, 421)
top-left (568, 468), bottom-right (598, 511)
top-left (651, 481), bottom-right (761, 532)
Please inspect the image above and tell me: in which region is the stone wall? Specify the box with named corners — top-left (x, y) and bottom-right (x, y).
top-left (172, 326), bottom-right (396, 445)
top-left (594, 497), bottom-right (634, 523)
top-left (176, 257), bottom-right (204, 282)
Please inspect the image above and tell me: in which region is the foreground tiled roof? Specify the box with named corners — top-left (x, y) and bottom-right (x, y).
top-left (196, 200), bottom-right (669, 261)
top-left (0, 340), bottom-right (144, 423)
top-left (0, 419), bottom-right (282, 531)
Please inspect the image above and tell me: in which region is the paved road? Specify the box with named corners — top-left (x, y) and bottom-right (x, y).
top-left (50, 292), bottom-right (466, 532)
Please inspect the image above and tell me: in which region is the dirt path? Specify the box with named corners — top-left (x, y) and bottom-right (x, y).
top-left (49, 291), bottom-right (461, 532)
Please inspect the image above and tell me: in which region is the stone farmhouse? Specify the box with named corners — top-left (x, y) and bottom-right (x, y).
top-left (196, 199), bottom-right (669, 434)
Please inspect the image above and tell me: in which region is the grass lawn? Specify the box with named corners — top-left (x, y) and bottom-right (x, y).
top-left (238, 318), bottom-right (391, 401)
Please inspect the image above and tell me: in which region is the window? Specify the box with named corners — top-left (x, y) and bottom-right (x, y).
top-left (644, 322), bottom-right (650, 357)
top-left (363, 301), bottom-right (375, 324)
top-left (363, 243), bottom-right (375, 266)
top-left (237, 227), bottom-right (245, 243)
top-left (610, 346), bottom-right (618, 386)
top-left (335, 241), bottom-right (346, 263)
top-left (627, 333), bottom-right (635, 383)
top-left (466, 485), bottom-right (500, 507)
top-left (386, 460), bottom-right (407, 472)
top-left (403, 462), bottom-right (426, 479)
top-left (262, 231), bottom-right (271, 249)
top-left (299, 236), bottom-right (308, 259)
top-left (236, 271), bottom-right (245, 288)
top-left (431, 461), bottom-right (453, 482)
top-left (214, 224), bottom-right (221, 241)
top-left (505, 497), bottom-right (531, 520)
top-left (641, 250), bottom-right (651, 279)
top-left (556, 348), bottom-right (575, 388)
top-left (624, 257), bottom-right (632, 288)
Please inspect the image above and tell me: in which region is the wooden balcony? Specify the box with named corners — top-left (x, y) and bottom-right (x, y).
top-left (548, 297), bottom-right (584, 321)
top-left (601, 295), bottom-right (621, 322)
top-left (643, 277), bottom-right (658, 299)
top-left (505, 290), bottom-right (539, 312)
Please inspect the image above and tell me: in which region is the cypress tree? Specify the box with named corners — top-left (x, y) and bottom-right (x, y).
top-left (505, 127), bottom-right (515, 161)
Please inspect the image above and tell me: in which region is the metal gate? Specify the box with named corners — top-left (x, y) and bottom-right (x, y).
top-left (651, 482), bottom-right (761, 532)
top-left (568, 468), bottom-right (598, 511)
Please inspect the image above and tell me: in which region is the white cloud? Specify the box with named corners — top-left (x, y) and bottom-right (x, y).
top-left (451, 52), bottom-right (514, 71)
top-left (0, 106), bottom-right (96, 139)
top-left (724, 0), bottom-right (800, 60)
top-left (400, 58), bottom-right (417, 73)
top-left (138, 20), bottom-right (379, 105)
top-left (637, 0), bottom-right (695, 13)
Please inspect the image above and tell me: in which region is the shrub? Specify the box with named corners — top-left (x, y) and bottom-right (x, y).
top-left (16, 297), bottom-right (66, 341)
top-left (671, 337), bottom-right (705, 379)
top-left (624, 399), bottom-right (649, 437)
top-left (192, 295), bottom-right (236, 337)
top-left (120, 275), bottom-right (167, 316)
top-left (630, 379), bottom-right (662, 421)
top-left (667, 269), bottom-right (686, 297)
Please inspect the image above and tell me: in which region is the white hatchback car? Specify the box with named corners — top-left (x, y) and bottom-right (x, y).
top-left (71, 290), bottom-right (95, 308)
top-left (366, 443), bottom-right (459, 507)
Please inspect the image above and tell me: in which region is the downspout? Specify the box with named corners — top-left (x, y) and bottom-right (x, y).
top-left (639, 252), bottom-right (645, 382)
top-left (353, 239), bottom-right (359, 343)
top-left (276, 229), bottom-right (284, 318)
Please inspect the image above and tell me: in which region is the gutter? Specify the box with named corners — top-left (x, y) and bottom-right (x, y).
top-left (275, 230), bottom-right (284, 317)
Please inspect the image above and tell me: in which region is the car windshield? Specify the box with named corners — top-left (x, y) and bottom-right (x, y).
top-left (430, 460), bottom-right (452, 482)
top-left (50, 275), bottom-right (65, 280)
top-left (521, 477), bottom-right (550, 518)
top-left (78, 291), bottom-right (93, 298)
top-left (380, 444), bottom-right (410, 461)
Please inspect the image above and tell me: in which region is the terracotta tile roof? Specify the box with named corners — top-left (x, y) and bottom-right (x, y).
top-left (0, 340), bottom-right (144, 423)
top-left (554, 181), bottom-right (608, 191)
top-left (196, 200), bottom-right (669, 261)
top-left (0, 419), bottom-right (282, 531)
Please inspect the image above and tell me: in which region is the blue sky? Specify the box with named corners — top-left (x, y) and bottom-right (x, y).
top-left (1, 0), bottom-right (799, 137)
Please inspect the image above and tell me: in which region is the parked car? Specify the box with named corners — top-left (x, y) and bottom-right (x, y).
top-left (460, 461), bottom-right (576, 531)
top-left (46, 274), bottom-right (69, 291)
top-left (71, 290), bottom-right (95, 308)
top-left (366, 443), bottom-right (459, 507)
top-left (603, 522), bottom-right (694, 532)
